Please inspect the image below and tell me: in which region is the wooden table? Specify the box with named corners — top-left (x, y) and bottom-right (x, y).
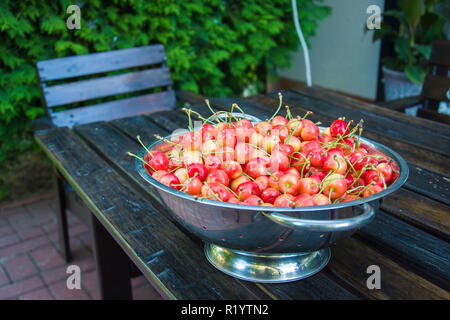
top-left (35, 88), bottom-right (450, 300)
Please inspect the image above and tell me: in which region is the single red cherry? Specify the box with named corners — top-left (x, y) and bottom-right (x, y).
top-left (278, 173), bottom-right (300, 195)
top-left (148, 152), bottom-right (169, 172)
top-left (204, 155), bottom-right (221, 171)
top-left (298, 178), bottom-right (320, 195)
top-left (160, 174), bottom-right (181, 190)
top-left (273, 194), bottom-right (295, 207)
top-left (236, 181), bottom-right (260, 201)
top-left (220, 161), bottom-right (243, 180)
top-left (243, 195), bottom-right (264, 206)
top-left (294, 194), bottom-right (315, 207)
top-left (187, 163), bottom-right (208, 181)
top-left (329, 119), bottom-right (349, 137)
top-left (261, 188), bottom-right (281, 204)
top-left (202, 183), bottom-right (230, 202)
top-left (245, 157), bottom-right (270, 179)
top-left (301, 124), bottom-right (319, 141)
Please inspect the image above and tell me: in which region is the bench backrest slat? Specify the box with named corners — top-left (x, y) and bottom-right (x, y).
top-left (37, 44), bottom-right (176, 128)
top-left (51, 91), bottom-right (175, 128)
top-left (37, 44), bottom-right (167, 81)
top-left (44, 67), bottom-right (172, 107)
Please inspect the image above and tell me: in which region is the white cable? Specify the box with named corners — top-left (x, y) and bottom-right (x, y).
top-left (292, 0), bottom-right (312, 86)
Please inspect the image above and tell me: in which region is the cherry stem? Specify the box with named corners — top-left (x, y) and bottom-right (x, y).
top-left (241, 171), bottom-right (255, 181)
top-left (205, 99), bottom-right (222, 122)
top-left (268, 92), bottom-right (283, 122)
top-left (283, 189), bottom-right (296, 208)
top-left (285, 105), bottom-right (293, 120)
top-left (154, 134), bottom-right (182, 147)
top-left (232, 103), bottom-right (247, 117)
top-left (136, 136), bottom-right (153, 156)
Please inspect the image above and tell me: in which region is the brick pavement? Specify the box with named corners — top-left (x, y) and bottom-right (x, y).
top-left (0, 196), bottom-right (162, 300)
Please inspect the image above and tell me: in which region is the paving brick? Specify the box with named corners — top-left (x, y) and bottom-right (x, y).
top-left (25, 199), bottom-right (55, 219)
top-left (0, 267), bottom-right (11, 287)
top-left (1, 205), bottom-right (29, 219)
top-left (20, 287), bottom-right (54, 300)
top-left (78, 232), bottom-right (92, 248)
top-left (41, 218), bottom-right (58, 234)
top-left (76, 257), bottom-right (96, 273)
top-left (70, 237), bottom-right (92, 261)
top-left (0, 233), bottom-right (21, 249)
top-left (0, 276), bottom-right (45, 299)
top-left (49, 280), bottom-right (90, 300)
top-left (0, 224), bottom-right (15, 238)
top-left (132, 283), bottom-right (162, 300)
top-left (7, 208), bottom-right (35, 229)
top-left (2, 254), bottom-right (38, 281)
top-left (16, 226), bottom-right (45, 241)
top-left (0, 235), bottom-right (51, 258)
top-left (41, 265), bottom-right (70, 286)
top-left (81, 270), bottom-right (100, 300)
top-left (67, 211), bottom-right (82, 227)
top-left (69, 223), bottom-right (89, 237)
top-left (41, 256), bottom-right (95, 286)
top-left (30, 245), bottom-right (66, 271)
top-left (47, 231), bottom-right (91, 261)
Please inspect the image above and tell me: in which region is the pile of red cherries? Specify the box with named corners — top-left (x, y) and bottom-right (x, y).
top-left (131, 97), bottom-right (399, 207)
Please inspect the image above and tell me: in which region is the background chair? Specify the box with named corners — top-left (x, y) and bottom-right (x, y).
top-left (377, 40), bottom-right (450, 125)
top-left (34, 44), bottom-right (176, 263)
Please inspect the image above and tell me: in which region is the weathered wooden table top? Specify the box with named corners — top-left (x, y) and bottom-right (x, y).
top-left (35, 87), bottom-right (450, 300)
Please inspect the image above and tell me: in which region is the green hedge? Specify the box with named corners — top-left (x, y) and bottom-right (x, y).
top-left (0, 0), bottom-right (331, 200)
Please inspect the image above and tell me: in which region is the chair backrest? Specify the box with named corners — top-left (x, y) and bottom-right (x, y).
top-left (37, 44), bottom-right (176, 128)
top-left (420, 40), bottom-right (450, 110)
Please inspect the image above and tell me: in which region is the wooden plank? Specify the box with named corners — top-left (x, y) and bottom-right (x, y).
top-left (421, 74), bottom-right (450, 103)
top-left (358, 210), bottom-right (450, 290)
top-left (254, 272), bottom-right (359, 300)
top-left (381, 188), bottom-right (450, 241)
top-left (51, 90), bottom-right (176, 128)
top-left (377, 96), bottom-right (422, 111)
top-left (37, 44), bottom-right (167, 81)
top-left (205, 96), bottom-right (450, 239)
top-left (111, 115), bottom-right (170, 142)
top-left (417, 108), bottom-right (450, 125)
top-left (294, 86), bottom-right (450, 137)
top-left (75, 118), bottom-right (359, 300)
top-left (144, 110), bottom-right (185, 132)
top-left (327, 237), bottom-right (450, 300)
top-left (35, 127), bottom-right (257, 300)
top-left (175, 90), bottom-right (208, 106)
top-left (44, 67), bottom-right (172, 107)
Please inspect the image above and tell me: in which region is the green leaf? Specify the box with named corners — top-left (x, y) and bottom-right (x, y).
top-left (405, 65), bottom-right (426, 84)
top-left (416, 44), bottom-right (431, 60)
top-left (394, 38), bottom-right (411, 62)
top-left (398, 0), bottom-right (425, 31)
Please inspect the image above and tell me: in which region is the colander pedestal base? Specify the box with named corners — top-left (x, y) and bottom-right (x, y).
top-left (204, 243), bottom-right (331, 283)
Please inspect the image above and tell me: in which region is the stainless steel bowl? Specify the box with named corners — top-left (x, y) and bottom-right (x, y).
top-left (136, 114), bottom-right (409, 282)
